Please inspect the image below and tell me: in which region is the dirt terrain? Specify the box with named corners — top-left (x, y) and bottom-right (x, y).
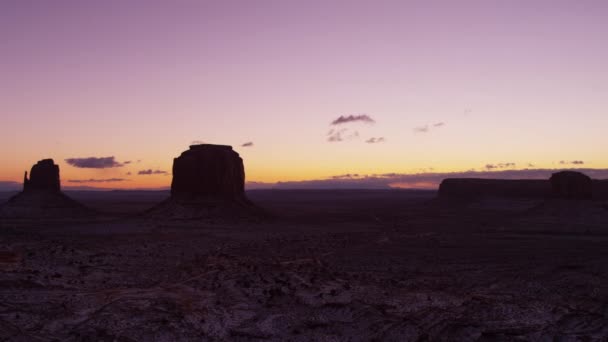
top-left (1, 190), bottom-right (607, 341)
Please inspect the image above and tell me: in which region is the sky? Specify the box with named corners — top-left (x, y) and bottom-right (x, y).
top-left (1, 0), bottom-right (607, 190)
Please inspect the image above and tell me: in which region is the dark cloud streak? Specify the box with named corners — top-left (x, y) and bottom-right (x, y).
top-left (65, 156), bottom-right (124, 169)
top-left (138, 169), bottom-right (168, 175)
top-left (331, 114), bottom-right (375, 125)
top-left (67, 178), bottom-right (129, 183)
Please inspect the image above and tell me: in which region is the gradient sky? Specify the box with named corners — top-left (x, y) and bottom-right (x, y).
top-left (1, 0), bottom-right (607, 189)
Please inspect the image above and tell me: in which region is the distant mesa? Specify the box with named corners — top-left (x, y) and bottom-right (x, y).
top-left (438, 170), bottom-right (606, 201)
top-left (0, 159), bottom-right (90, 219)
top-left (549, 171), bottom-right (592, 200)
top-left (149, 144), bottom-right (264, 220)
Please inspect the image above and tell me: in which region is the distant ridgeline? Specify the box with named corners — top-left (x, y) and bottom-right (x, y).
top-left (439, 171), bottom-right (608, 200)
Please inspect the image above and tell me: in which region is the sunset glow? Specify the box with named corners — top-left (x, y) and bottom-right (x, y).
top-left (1, 1), bottom-right (607, 189)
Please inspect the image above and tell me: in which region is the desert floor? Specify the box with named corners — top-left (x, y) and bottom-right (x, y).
top-left (1, 190), bottom-right (607, 341)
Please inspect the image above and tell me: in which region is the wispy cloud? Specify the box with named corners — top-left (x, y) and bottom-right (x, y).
top-left (485, 162), bottom-right (516, 170)
top-left (138, 169), bottom-right (169, 175)
top-left (67, 178), bottom-right (129, 183)
top-left (331, 114), bottom-right (375, 125)
top-left (560, 160), bottom-right (585, 165)
top-left (414, 125), bottom-right (429, 133)
top-left (415, 122), bottom-right (446, 133)
top-left (241, 142), bottom-right (254, 147)
top-left (65, 157), bottom-right (124, 168)
top-left (327, 129), bottom-right (359, 142)
top-left (365, 137), bottom-right (385, 144)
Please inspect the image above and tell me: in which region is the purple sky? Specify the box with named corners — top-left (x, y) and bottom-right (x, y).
top-left (1, 1), bottom-right (607, 188)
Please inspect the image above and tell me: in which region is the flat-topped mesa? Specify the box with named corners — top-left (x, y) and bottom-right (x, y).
top-left (23, 159), bottom-right (60, 193)
top-left (170, 144), bottom-right (246, 202)
top-left (550, 171), bottom-right (592, 200)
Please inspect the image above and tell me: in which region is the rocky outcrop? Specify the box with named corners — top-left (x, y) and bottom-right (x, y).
top-left (0, 159), bottom-right (90, 219)
top-left (438, 178), bottom-right (551, 199)
top-left (550, 171), bottom-right (592, 200)
top-left (23, 159), bottom-right (60, 193)
top-left (171, 144), bottom-right (246, 201)
top-left (149, 144), bottom-right (264, 220)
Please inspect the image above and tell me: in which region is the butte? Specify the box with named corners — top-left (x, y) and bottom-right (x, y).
top-left (148, 144), bottom-right (264, 220)
top-left (0, 159), bottom-right (90, 219)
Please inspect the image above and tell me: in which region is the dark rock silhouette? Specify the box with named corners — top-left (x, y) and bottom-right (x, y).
top-left (149, 144), bottom-right (264, 220)
top-left (0, 159), bottom-right (90, 218)
top-left (438, 171), bottom-right (607, 201)
top-left (171, 144), bottom-right (246, 201)
top-left (550, 171), bottom-right (592, 200)
top-left (23, 159), bottom-right (60, 193)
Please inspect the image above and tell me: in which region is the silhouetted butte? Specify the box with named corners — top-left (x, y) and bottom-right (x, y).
top-left (171, 144), bottom-right (247, 202)
top-left (0, 159), bottom-right (89, 218)
top-left (149, 144), bottom-right (262, 220)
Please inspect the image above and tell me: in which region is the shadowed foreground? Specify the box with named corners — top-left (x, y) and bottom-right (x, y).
top-left (1, 190), bottom-right (607, 341)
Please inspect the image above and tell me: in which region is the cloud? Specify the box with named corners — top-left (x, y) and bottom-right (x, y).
top-left (258, 168), bottom-right (608, 190)
top-left (560, 160), bottom-right (585, 165)
top-left (123, 161), bottom-right (132, 164)
top-left (365, 137), bottom-right (385, 144)
top-left (327, 129), bottom-right (345, 142)
top-left (65, 157), bottom-right (124, 168)
top-left (241, 142), bottom-right (254, 147)
top-left (191, 140), bottom-right (205, 145)
top-left (327, 129), bottom-right (360, 142)
top-left (415, 122), bottom-right (446, 133)
top-left (67, 178), bottom-right (129, 183)
top-left (414, 125), bottom-right (429, 133)
top-left (331, 114), bottom-right (375, 125)
top-left (485, 162), bottom-right (516, 170)
top-left (138, 169), bottom-right (169, 175)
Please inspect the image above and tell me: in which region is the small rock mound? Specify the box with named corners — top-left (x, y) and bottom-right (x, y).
top-left (550, 171), bottom-right (592, 200)
top-left (149, 144), bottom-right (265, 221)
top-left (0, 159), bottom-right (91, 219)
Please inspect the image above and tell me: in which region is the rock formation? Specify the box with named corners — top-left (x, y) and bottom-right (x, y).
top-left (0, 159), bottom-right (90, 218)
top-left (23, 159), bottom-right (61, 193)
top-left (149, 144), bottom-right (263, 220)
top-left (171, 144), bottom-right (246, 202)
top-left (550, 171), bottom-right (592, 200)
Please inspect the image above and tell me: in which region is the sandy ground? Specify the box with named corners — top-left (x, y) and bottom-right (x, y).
top-left (1, 190), bottom-right (607, 341)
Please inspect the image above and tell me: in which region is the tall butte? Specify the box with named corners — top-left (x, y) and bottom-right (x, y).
top-left (171, 144), bottom-right (247, 202)
top-left (149, 144), bottom-right (263, 220)
top-left (23, 159), bottom-right (61, 193)
top-left (0, 159), bottom-right (89, 218)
